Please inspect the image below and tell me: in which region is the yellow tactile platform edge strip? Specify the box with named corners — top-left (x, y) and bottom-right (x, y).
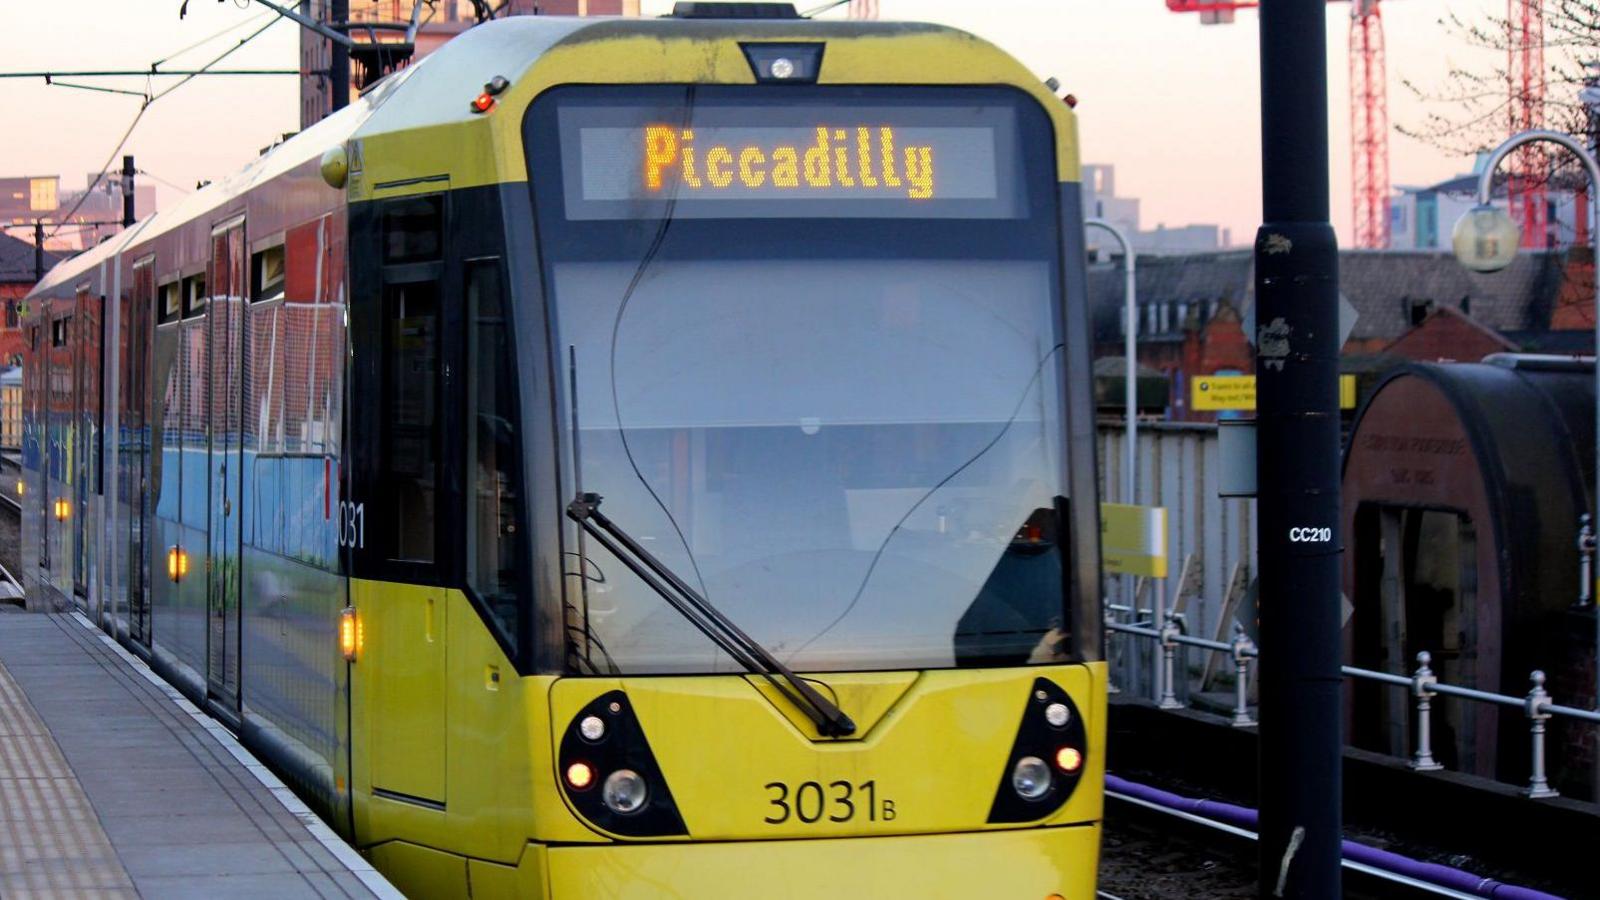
top-left (0, 654), bottom-right (139, 899)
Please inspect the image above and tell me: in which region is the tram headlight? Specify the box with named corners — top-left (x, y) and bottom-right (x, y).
top-left (602, 769), bottom-right (648, 814)
top-left (988, 679), bottom-right (1087, 823)
top-left (558, 690), bottom-right (686, 836)
top-left (1011, 755), bottom-right (1052, 800)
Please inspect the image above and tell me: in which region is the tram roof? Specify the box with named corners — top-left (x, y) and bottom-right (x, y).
top-left (29, 14), bottom-right (1001, 300)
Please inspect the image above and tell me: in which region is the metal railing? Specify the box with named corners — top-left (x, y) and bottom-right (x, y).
top-left (1107, 610), bottom-right (1600, 799)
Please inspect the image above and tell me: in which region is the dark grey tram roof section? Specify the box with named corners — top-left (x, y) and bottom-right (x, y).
top-left (0, 613), bottom-right (402, 900)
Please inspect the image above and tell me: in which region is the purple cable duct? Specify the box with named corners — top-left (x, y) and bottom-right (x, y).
top-left (1104, 774), bottom-right (1564, 899)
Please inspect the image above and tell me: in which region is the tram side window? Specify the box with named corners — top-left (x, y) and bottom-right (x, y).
top-left (182, 275), bottom-right (207, 318)
top-left (252, 245), bottom-right (286, 302)
top-left (378, 282), bottom-right (440, 564)
top-left (158, 282), bottom-right (180, 324)
top-left (465, 259), bottom-right (521, 644)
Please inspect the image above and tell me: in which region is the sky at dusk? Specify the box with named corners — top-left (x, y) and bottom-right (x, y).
top-left (0, 1), bottom-right (1509, 246)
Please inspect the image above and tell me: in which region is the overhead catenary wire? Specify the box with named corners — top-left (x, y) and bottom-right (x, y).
top-left (801, 0), bottom-right (853, 16)
top-left (137, 169), bottom-right (192, 194)
top-left (38, 79), bottom-right (149, 98)
top-left (153, 8), bottom-right (274, 68)
top-left (0, 69), bottom-right (298, 79)
top-left (1, 10), bottom-right (282, 84)
top-left (48, 14), bottom-right (282, 238)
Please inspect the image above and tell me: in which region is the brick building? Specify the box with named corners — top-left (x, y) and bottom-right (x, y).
top-left (1089, 248), bottom-right (1591, 420)
top-left (0, 230), bottom-right (63, 367)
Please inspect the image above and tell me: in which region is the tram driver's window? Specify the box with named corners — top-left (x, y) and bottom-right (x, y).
top-left (379, 281), bottom-right (440, 564)
top-left (382, 195), bottom-right (444, 263)
top-left (464, 259), bottom-right (521, 643)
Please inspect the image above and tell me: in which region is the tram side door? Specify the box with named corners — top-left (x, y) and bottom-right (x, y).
top-left (127, 259), bottom-right (154, 646)
top-left (72, 284), bottom-right (99, 601)
top-left (206, 220), bottom-right (245, 711)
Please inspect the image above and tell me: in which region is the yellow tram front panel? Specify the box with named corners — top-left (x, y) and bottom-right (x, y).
top-left (545, 667), bottom-right (1104, 841)
top-left (544, 826), bottom-right (1100, 899)
top-left (350, 587), bottom-right (1106, 896)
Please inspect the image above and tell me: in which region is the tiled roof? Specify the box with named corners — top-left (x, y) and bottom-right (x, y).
top-left (1337, 250), bottom-right (1565, 340)
top-left (1088, 248), bottom-right (1572, 345)
top-left (0, 230), bottom-right (63, 284)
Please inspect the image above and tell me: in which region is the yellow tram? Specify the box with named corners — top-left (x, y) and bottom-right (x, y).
top-left (20, 6), bottom-right (1106, 897)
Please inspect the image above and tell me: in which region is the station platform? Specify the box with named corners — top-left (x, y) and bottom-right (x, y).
top-left (0, 611), bottom-right (402, 899)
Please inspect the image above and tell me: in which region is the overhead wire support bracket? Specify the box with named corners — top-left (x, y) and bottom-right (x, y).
top-left (249, 0), bottom-right (357, 47)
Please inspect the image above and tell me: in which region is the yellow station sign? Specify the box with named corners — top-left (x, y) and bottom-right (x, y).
top-left (1191, 374), bottom-right (1358, 411)
top-left (1101, 503), bottom-right (1168, 578)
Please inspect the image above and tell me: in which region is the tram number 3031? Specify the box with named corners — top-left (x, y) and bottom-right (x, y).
top-left (764, 780), bottom-right (896, 824)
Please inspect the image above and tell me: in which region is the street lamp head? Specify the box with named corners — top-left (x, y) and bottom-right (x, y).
top-left (1452, 204), bottom-right (1520, 273)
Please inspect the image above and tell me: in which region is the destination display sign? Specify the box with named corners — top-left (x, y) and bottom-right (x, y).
top-left (558, 103), bottom-right (1021, 220)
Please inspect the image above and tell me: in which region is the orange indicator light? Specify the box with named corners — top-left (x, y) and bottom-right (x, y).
top-left (566, 762), bottom-right (595, 790)
top-left (166, 545), bottom-right (189, 582)
top-left (470, 92), bottom-right (495, 114)
top-left (16, 479), bottom-right (23, 496)
top-left (1055, 746), bottom-right (1083, 773)
top-left (53, 497), bottom-right (69, 521)
top-left (339, 607), bottom-right (358, 662)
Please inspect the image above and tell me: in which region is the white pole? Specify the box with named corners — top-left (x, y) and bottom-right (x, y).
top-left (1474, 131), bottom-right (1600, 721)
top-left (1087, 218), bottom-right (1139, 687)
top-left (1086, 218), bottom-right (1138, 503)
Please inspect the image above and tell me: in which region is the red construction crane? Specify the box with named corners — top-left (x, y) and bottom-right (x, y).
top-left (1168, 1), bottom-right (1550, 249)
top-left (1507, 0), bottom-right (1547, 248)
top-left (1167, 0), bottom-right (1390, 249)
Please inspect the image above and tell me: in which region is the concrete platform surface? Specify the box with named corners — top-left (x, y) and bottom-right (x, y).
top-left (0, 612), bottom-right (402, 899)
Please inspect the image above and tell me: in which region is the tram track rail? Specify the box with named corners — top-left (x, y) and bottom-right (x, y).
top-left (1105, 786), bottom-right (1492, 899)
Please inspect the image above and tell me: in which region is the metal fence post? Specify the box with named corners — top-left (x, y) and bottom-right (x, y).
top-left (1410, 651), bottom-right (1443, 771)
top-left (1158, 611), bottom-right (1184, 710)
top-left (1105, 610), bottom-right (1121, 695)
top-left (1523, 670), bottom-right (1560, 799)
top-left (1230, 623), bottom-right (1255, 727)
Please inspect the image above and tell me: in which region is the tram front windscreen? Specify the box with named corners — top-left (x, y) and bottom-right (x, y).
top-left (527, 85), bottom-right (1074, 675)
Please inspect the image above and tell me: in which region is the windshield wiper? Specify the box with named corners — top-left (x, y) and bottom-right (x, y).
top-left (566, 491), bottom-right (857, 738)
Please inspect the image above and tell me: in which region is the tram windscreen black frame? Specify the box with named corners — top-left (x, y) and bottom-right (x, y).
top-left (525, 85), bottom-right (1086, 675)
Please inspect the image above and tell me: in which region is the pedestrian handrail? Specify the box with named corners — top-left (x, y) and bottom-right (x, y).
top-left (1106, 609), bottom-right (1599, 799)
top-left (1339, 665), bottom-right (1411, 689)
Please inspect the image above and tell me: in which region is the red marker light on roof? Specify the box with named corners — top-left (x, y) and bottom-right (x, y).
top-left (471, 92), bottom-right (495, 114)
